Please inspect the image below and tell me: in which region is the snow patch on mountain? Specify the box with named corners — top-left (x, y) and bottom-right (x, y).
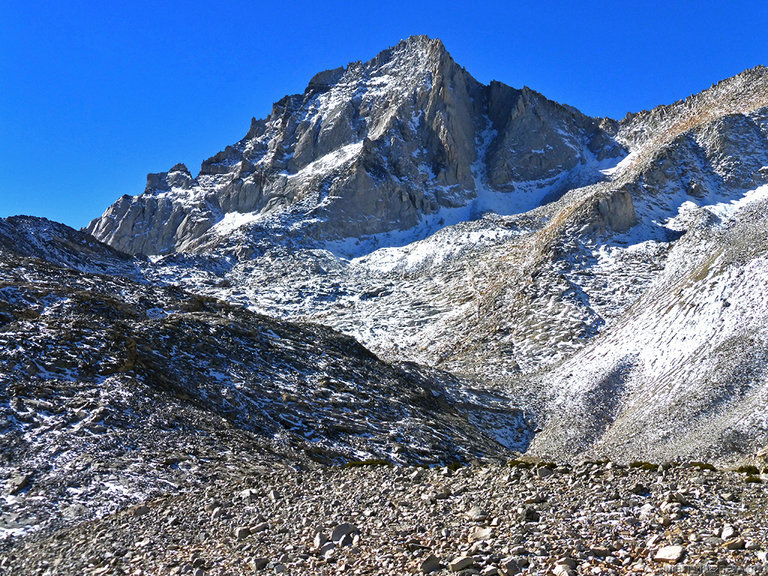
top-left (706, 183), bottom-right (768, 222)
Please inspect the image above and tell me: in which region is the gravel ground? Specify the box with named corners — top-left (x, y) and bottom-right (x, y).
top-left (2, 460), bottom-right (767, 575)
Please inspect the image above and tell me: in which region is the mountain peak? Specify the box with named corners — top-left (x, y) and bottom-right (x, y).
top-left (306, 36), bottom-right (450, 94)
top-left (371, 35), bottom-right (452, 73)
top-left (86, 38), bottom-right (626, 255)
top-left (390, 34), bottom-right (447, 58)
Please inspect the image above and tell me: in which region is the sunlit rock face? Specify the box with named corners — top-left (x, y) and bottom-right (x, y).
top-left (87, 36), bottom-right (623, 256)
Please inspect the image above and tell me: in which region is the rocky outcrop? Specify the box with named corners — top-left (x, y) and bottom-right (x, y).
top-left (485, 82), bottom-right (620, 189)
top-left (0, 215), bottom-right (140, 277)
top-left (87, 36), bottom-right (624, 255)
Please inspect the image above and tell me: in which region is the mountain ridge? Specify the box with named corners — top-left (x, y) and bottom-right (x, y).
top-left (86, 35), bottom-right (625, 256)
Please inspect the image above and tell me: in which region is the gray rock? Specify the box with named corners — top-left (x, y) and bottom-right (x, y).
top-left (338, 533), bottom-right (354, 547)
top-left (498, 557), bottom-right (521, 575)
top-left (312, 531), bottom-right (327, 550)
top-left (87, 37), bottom-right (623, 256)
top-left (319, 542), bottom-right (335, 558)
top-left (132, 505), bottom-right (150, 517)
top-left (519, 507), bottom-right (540, 522)
top-left (535, 466), bottom-right (554, 479)
top-left (654, 545), bottom-right (684, 564)
top-left (449, 556), bottom-right (475, 572)
top-left (555, 557), bottom-right (576, 569)
top-left (725, 538), bottom-right (746, 550)
top-left (466, 505), bottom-right (488, 522)
top-left (330, 522), bottom-right (358, 542)
top-left (469, 526), bottom-right (493, 541)
top-left (553, 565), bottom-right (576, 576)
top-left (421, 554), bottom-right (443, 574)
top-left (7, 474), bottom-right (32, 495)
top-left (720, 524), bottom-right (738, 539)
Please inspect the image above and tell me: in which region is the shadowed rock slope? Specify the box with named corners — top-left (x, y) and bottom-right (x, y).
top-left (0, 226), bottom-right (515, 539)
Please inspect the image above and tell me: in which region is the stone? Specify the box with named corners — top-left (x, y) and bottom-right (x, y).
top-left (725, 538), bottom-right (746, 550)
top-left (523, 493), bottom-right (545, 504)
top-left (466, 505), bottom-right (488, 521)
top-left (235, 526), bottom-right (250, 539)
top-left (720, 524), bottom-right (738, 540)
top-left (638, 503), bottom-right (655, 520)
top-left (320, 542), bottom-right (335, 559)
top-left (646, 534), bottom-right (663, 548)
top-left (553, 565), bottom-right (576, 576)
top-left (132, 505), bottom-right (150, 517)
top-left (469, 526), bottom-right (493, 541)
top-left (520, 507), bottom-right (540, 522)
top-left (435, 487), bottom-right (452, 499)
top-left (338, 533), bottom-right (354, 547)
top-left (420, 554), bottom-right (443, 574)
top-left (237, 488), bottom-right (253, 500)
top-left (250, 558), bottom-right (269, 571)
top-left (8, 474), bottom-right (31, 495)
top-left (313, 531), bottom-right (327, 550)
top-left (589, 546), bottom-right (610, 557)
top-left (535, 466), bottom-right (554, 479)
top-left (448, 556), bottom-right (475, 572)
top-left (498, 557), bottom-right (521, 575)
top-left (330, 522), bottom-right (358, 542)
top-left (654, 546), bottom-right (684, 564)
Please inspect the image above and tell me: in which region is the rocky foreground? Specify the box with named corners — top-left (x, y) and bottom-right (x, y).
top-left (2, 460), bottom-right (767, 575)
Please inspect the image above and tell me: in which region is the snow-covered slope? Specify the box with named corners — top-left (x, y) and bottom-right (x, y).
top-left (126, 63), bottom-right (768, 466)
top-left (530, 184), bottom-right (768, 463)
top-left (0, 216), bottom-right (141, 278)
top-left (0, 239), bottom-right (520, 538)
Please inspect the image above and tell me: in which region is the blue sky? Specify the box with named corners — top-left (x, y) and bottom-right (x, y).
top-left (2, 1), bottom-right (767, 228)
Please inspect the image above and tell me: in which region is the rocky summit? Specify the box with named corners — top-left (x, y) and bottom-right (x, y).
top-left (2, 36), bottom-right (768, 575)
top-left (86, 36), bottom-right (624, 255)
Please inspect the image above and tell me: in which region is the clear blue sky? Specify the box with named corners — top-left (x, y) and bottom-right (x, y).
top-left (2, 1), bottom-right (767, 228)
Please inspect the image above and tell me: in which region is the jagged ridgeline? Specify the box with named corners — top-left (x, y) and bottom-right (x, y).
top-left (86, 36), bottom-right (625, 255)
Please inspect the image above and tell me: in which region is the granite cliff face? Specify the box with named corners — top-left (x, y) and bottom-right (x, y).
top-left (87, 36), bottom-right (623, 255)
